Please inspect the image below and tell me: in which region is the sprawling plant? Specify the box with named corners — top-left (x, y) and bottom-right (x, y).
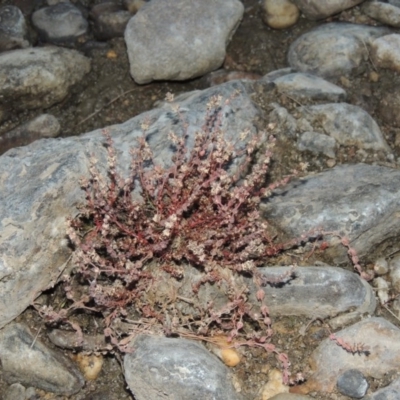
top-left (39, 94), bottom-right (302, 383)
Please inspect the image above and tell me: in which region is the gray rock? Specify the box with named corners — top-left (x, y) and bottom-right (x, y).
top-left (254, 266), bottom-right (376, 319)
top-left (3, 383), bottom-right (26, 400)
top-left (337, 369), bottom-right (369, 398)
top-left (0, 114), bottom-right (60, 155)
top-left (0, 323), bottom-right (84, 395)
top-left (32, 3), bottom-right (88, 45)
top-left (371, 34), bottom-right (400, 74)
top-left (292, 0), bottom-right (364, 19)
top-left (0, 46), bottom-right (90, 117)
top-left (124, 0), bottom-right (148, 14)
top-left (362, 1), bottom-right (400, 28)
top-left (299, 103), bottom-right (390, 152)
top-left (296, 318), bottom-right (400, 394)
top-left (0, 80), bottom-right (259, 328)
top-left (124, 335), bottom-right (243, 400)
top-left (0, 6), bottom-right (29, 52)
top-left (297, 131), bottom-right (337, 158)
top-left (125, 0), bottom-right (244, 83)
top-left (364, 377), bottom-right (400, 400)
top-left (90, 2), bottom-right (132, 40)
top-left (262, 67), bottom-right (293, 83)
top-left (272, 72), bottom-right (347, 102)
top-left (268, 103), bottom-right (298, 138)
top-left (261, 163), bottom-right (400, 263)
top-left (288, 23), bottom-right (390, 79)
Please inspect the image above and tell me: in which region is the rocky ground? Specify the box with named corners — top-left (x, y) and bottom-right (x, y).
top-left (3, 0), bottom-right (400, 399)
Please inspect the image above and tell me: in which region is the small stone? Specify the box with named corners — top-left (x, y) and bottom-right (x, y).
top-left (262, 0), bottom-right (300, 30)
top-left (32, 3), bottom-right (88, 45)
top-left (371, 34), bottom-right (400, 73)
top-left (337, 369), bottom-right (369, 398)
top-left (297, 131), bottom-right (337, 158)
top-left (3, 383), bottom-right (26, 400)
top-left (124, 335), bottom-right (242, 400)
top-left (90, 3), bottom-right (131, 40)
top-left (291, 317), bottom-right (400, 394)
top-left (208, 336), bottom-right (241, 367)
top-left (260, 369), bottom-right (288, 400)
top-left (124, 0), bottom-right (244, 83)
top-left (363, 377), bottom-right (400, 399)
top-left (106, 49), bottom-right (118, 59)
top-left (362, 1), bottom-right (400, 28)
top-left (288, 23), bottom-right (390, 79)
top-left (123, 0), bottom-right (147, 14)
top-left (293, 0), bottom-right (364, 19)
top-left (273, 73), bottom-right (347, 102)
top-left (374, 257), bottom-right (389, 275)
top-left (0, 114), bottom-right (61, 155)
top-left (0, 323), bottom-right (84, 395)
top-left (0, 6), bottom-right (29, 51)
top-left (369, 71), bottom-right (379, 82)
top-left (74, 353), bottom-right (104, 381)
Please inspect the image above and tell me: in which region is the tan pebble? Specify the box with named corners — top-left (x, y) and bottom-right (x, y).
top-left (75, 353), bottom-right (104, 380)
top-left (106, 50), bottom-right (118, 59)
top-left (262, 0), bottom-right (299, 30)
top-left (259, 369), bottom-right (288, 400)
top-left (369, 71), bottom-right (379, 82)
top-left (209, 336), bottom-right (241, 367)
top-left (124, 0), bottom-right (146, 14)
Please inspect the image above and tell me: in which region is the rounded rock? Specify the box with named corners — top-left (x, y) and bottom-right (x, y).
top-left (337, 369), bottom-right (369, 398)
top-left (371, 34), bottom-right (400, 74)
top-left (90, 3), bottom-right (132, 40)
top-left (124, 0), bottom-right (244, 84)
top-left (0, 6), bottom-right (29, 51)
top-left (32, 3), bottom-right (88, 45)
top-left (262, 0), bottom-right (300, 29)
top-left (293, 0), bottom-right (364, 20)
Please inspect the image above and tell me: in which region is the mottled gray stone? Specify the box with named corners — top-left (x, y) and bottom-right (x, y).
top-left (255, 266), bottom-right (376, 319)
top-left (262, 67), bottom-right (293, 83)
top-left (261, 163), bottom-right (400, 263)
top-left (268, 103), bottom-right (298, 138)
top-left (124, 335), bottom-right (243, 400)
top-left (299, 103), bottom-right (390, 152)
top-left (125, 0), bottom-right (244, 83)
top-left (337, 369), bottom-right (369, 398)
top-left (3, 383), bottom-right (26, 400)
top-left (0, 114), bottom-right (60, 155)
top-left (364, 378), bottom-right (400, 400)
top-left (273, 72), bottom-right (347, 101)
top-left (32, 3), bottom-right (88, 45)
top-left (297, 318), bottom-right (400, 394)
top-left (288, 23), bottom-right (390, 79)
top-left (0, 46), bottom-right (90, 117)
top-left (371, 34), bottom-right (400, 74)
top-left (0, 323), bottom-right (84, 395)
top-left (0, 6), bottom-right (29, 51)
top-left (297, 131), bottom-right (337, 158)
top-left (0, 80), bottom-right (259, 328)
top-left (90, 3), bottom-right (131, 40)
top-left (292, 0), bottom-right (364, 19)
top-left (362, 1), bottom-right (400, 28)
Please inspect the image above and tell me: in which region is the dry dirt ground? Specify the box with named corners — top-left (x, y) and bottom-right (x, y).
top-left (1, 0), bottom-right (400, 399)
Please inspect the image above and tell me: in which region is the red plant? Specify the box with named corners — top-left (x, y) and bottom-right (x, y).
top-left (38, 94), bottom-right (299, 382)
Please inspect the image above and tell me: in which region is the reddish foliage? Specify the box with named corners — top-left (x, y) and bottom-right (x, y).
top-left (38, 94), bottom-right (300, 382)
